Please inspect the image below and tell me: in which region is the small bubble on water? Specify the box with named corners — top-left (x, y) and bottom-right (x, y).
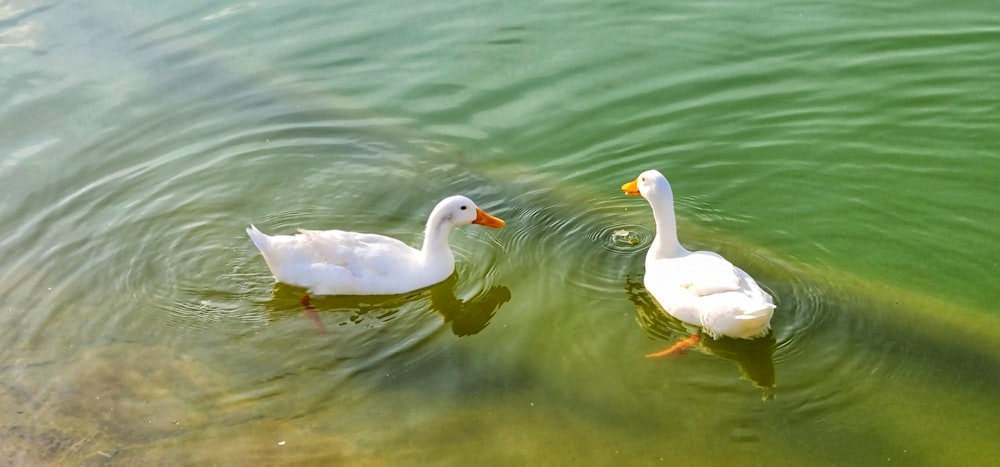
top-left (610, 229), bottom-right (641, 247)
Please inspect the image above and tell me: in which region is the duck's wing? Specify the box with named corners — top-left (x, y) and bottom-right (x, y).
top-left (732, 265), bottom-right (775, 307)
top-left (676, 252), bottom-right (743, 296)
top-left (294, 229), bottom-right (419, 276)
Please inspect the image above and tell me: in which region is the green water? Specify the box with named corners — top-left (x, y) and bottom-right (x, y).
top-left (2, 0), bottom-right (999, 464)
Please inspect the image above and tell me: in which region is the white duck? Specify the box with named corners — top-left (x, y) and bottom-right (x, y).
top-left (246, 195), bottom-right (505, 296)
top-left (621, 169), bottom-right (775, 355)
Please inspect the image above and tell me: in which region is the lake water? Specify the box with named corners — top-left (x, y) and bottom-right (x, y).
top-left (2, 0), bottom-right (999, 464)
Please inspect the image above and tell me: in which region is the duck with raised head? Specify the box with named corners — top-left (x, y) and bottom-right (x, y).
top-left (621, 170), bottom-right (775, 356)
top-left (247, 195), bottom-right (505, 296)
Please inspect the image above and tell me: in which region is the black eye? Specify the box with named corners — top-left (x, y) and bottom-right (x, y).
top-left (640, 177), bottom-right (646, 182)
top-left (460, 206), bottom-right (467, 210)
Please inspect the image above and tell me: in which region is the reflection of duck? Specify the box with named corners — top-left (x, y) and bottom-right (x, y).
top-left (625, 276), bottom-right (776, 390)
top-left (429, 274), bottom-right (512, 336)
top-left (246, 195), bottom-right (505, 296)
top-left (266, 273), bottom-right (511, 337)
top-left (621, 170), bottom-right (775, 354)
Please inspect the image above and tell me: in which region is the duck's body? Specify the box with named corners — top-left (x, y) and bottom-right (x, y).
top-left (642, 250), bottom-right (774, 339)
top-left (247, 195), bottom-right (504, 296)
top-left (623, 170), bottom-right (775, 341)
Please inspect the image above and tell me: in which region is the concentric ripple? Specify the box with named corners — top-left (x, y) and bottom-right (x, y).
top-left (497, 190), bottom-right (656, 300)
top-left (622, 256), bottom-right (907, 413)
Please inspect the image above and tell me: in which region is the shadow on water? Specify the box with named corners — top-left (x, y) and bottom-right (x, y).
top-left (262, 273), bottom-right (512, 338)
top-left (624, 275), bottom-right (777, 392)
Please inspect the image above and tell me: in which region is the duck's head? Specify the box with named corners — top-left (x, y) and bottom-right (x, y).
top-left (433, 195), bottom-right (506, 228)
top-left (621, 169), bottom-right (671, 200)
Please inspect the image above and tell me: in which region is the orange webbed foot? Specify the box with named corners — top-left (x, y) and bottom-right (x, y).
top-left (646, 334), bottom-right (701, 358)
top-left (300, 294), bottom-right (328, 335)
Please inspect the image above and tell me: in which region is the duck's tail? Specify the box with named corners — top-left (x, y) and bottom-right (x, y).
top-left (246, 224), bottom-right (271, 253)
top-left (246, 224), bottom-right (279, 276)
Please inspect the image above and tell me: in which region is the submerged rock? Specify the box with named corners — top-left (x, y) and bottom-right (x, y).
top-left (2, 342), bottom-right (226, 462)
top-left (0, 424), bottom-right (96, 466)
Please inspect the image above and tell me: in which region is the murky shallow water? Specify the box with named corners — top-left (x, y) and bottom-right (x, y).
top-left (2, 0), bottom-right (999, 464)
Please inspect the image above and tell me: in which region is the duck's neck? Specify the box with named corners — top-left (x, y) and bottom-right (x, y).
top-left (420, 215), bottom-right (456, 265)
top-left (648, 194), bottom-right (686, 259)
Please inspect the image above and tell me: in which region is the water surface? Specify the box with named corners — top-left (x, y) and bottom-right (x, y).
top-left (2, 0), bottom-right (999, 464)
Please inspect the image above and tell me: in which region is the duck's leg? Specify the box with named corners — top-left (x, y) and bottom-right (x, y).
top-left (646, 334), bottom-right (701, 357)
top-left (300, 294), bottom-right (328, 334)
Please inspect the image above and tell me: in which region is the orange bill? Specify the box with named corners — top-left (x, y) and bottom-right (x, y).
top-left (473, 208), bottom-right (506, 228)
top-left (621, 179), bottom-right (640, 196)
